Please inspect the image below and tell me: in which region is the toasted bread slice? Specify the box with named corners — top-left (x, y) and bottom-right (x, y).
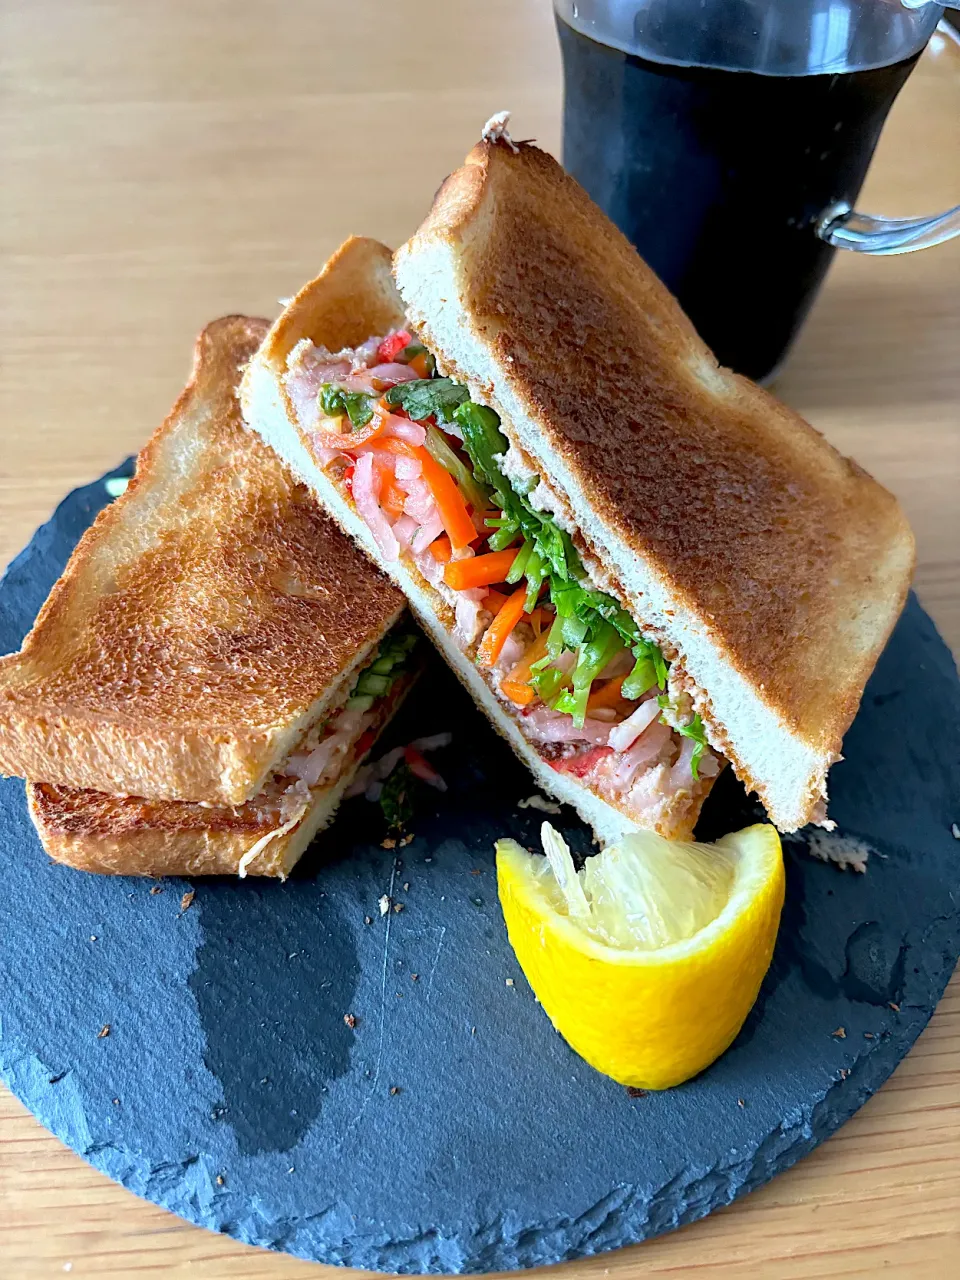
top-left (391, 140), bottom-right (915, 831)
top-left (27, 666), bottom-right (417, 877)
top-left (241, 239), bottom-right (713, 843)
top-left (0, 315), bottom-right (406, 804)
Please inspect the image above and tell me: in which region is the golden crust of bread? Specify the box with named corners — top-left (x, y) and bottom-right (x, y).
top-left (263, 236), bottom-right (404, 365)
top-left (394, 141), bottom-right (915, 826)
top-left (26, 666), bottom-right (418, 877)
top-left (0, 315), bottom-right (405, 804)
top-left (28, 781), bottom-right (296, 876)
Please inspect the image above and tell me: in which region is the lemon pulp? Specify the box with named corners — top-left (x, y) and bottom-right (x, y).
top-left (538, 823), bottom-right (736, 950)
top-left (496, 822), bottom-right (784, 1089)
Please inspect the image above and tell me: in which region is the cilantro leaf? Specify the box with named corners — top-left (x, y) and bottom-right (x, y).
top-left (379, 761), bottom-right (414, 830)
top-left (396, 342), bottom-right (436, 374)
top-left (344, 392), bottom-right (374, 429)
top-left (385, 378), bottom-right (469, 424)
top-left (318, 383), bottom-right (343, 416)
top-left (318, 383), bottom-right (374, 430)
top-left (567, 620), bottom-right (624, 727)
top-left (622, 636), bottom-right (668, 699)
top-left (676, 713), bottom-right (708, 782)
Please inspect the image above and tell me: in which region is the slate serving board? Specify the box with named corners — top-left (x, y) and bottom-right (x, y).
top-left (0, 464), bottom-right (958, 1274)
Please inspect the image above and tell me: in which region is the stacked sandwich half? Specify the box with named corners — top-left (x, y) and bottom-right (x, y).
top-left (0, 317), bottom-right (419, 876)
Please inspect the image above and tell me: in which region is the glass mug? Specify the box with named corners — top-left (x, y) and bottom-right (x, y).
top-left (556, 0), bottom-right (960, 381)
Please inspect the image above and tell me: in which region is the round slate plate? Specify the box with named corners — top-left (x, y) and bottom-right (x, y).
top-left (1, 465), bottom-right (958, 1274)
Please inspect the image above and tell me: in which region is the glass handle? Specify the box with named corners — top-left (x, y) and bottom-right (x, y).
top-left (817, 18), bottom-right (960, 255)
top-left (817, 200), bottom-right (960, 255)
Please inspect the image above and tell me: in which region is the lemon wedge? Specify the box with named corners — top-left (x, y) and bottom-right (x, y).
top-left (496, 822), bottom-right (784, 1089)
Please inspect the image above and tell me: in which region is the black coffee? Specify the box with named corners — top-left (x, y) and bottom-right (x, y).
top-left (558, 17), bottom-right (919, 380)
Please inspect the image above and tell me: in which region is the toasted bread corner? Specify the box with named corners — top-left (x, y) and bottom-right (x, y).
top-left (0, 314), bottom-right (405, 803)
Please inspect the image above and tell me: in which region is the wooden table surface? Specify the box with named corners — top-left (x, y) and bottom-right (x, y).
top-left (1, 3), bottom-right (958, 1276)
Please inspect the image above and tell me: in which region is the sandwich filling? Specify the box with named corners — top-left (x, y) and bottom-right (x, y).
top-left (283, 332), bottom-right (721, 831)
top-left (265, 628), bottom-right (419, 825)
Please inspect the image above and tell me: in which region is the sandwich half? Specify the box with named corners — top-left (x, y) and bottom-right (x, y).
top-left (0, 315), bottom-right (417, 876)
top-left (241, 143), bottom-right (914, 840)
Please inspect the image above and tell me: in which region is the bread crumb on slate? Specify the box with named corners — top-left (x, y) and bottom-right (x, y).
top-left (889, 1002), bottom-right (900, 1012)
top-left (832, 1027), bottom-right (846, 1039)
top-left (411, 973), bottom-right (419, 982)
top-left (737, 1098), bottom-right (745, 1108)
top-left (90, 935), bottom-right (98, 942)
top-left (403, 882), bottom-right (410, 892)
top-left (216, 1174), bottom-right (225, 1186)
top-left (505, 979), bottom-right (515, 987)
top-left (363, 915), bottom-right (372, 925)
top-left (378, 895), bottom-right (390, 916)
top-left (150, 885), bottom-right (163, 895)
top-left (180, 890), bottom-right (195, 912)
top-left (390, 1085), bottom-right (401, 1096)
top-left (839, 1068), bottom-right (850, 1080)
top-left (343, 1014), bottom-right (357, 1029)
top-left (381, 837), bottom-right (397, 850)
top-left (470, 868), bottom-right (483, 876)
top-left (517, 795), bottom-right (561, 814)
top-left (112, 1098), bottom-right (120, 1106)
top-left (393, 902), bottom-right (404, 913)
top-left (951, 822), bottom-right (960, 840)
top-left (864, 1032), bottom-right (875, 1039)
top-left (97, 1024), bottom-right (110, 1039)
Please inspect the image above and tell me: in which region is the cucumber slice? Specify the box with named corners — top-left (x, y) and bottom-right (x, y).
top-left (355, 671), bottom-right (391, 697)
top-left (346, 694), bottom-right (375, 713)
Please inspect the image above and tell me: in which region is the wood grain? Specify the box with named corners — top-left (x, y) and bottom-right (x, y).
top-left (1, 3), bottom-right (958, 1276)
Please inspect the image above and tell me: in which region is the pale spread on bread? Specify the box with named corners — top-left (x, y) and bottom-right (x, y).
top-left (282, 331), bottom-right (721, 833)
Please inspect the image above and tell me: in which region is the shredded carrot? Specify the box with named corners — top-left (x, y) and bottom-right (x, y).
top-left (527, 607), bottom-right (549, 637)
top-left (499, 676), bottom-right (536, 707)
top-left (499, 628), bottom-right (551, 706)
top-left (477, 587), bottom-right (527, 667)
top-left (429, 535), bottom-right (452, 563)
top-left (418, 450), bottom-right (476, 551)
top-left (586, 674), bottom-right (627, 713)
top-left (443, 549), bottom-right (517, 591)
top-left (380, 477), bottom-right (406, 519)
top-left (356, 434), bottom-right (417, 460)
top-left (482, 589), bottom-right (508, 613)
top-left (314, 399), bottom-right (391, 451)
top-left (407, 352), bottom-right (431, 378)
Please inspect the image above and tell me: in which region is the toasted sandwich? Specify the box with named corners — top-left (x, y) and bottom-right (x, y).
top-left (0, 315), bottom-right (417, 876)
top-left (241, 138), bottom-right (914, 841)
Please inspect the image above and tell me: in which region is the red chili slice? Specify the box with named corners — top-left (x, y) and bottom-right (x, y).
top-left (377, 330), bottom-right (413, 363)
